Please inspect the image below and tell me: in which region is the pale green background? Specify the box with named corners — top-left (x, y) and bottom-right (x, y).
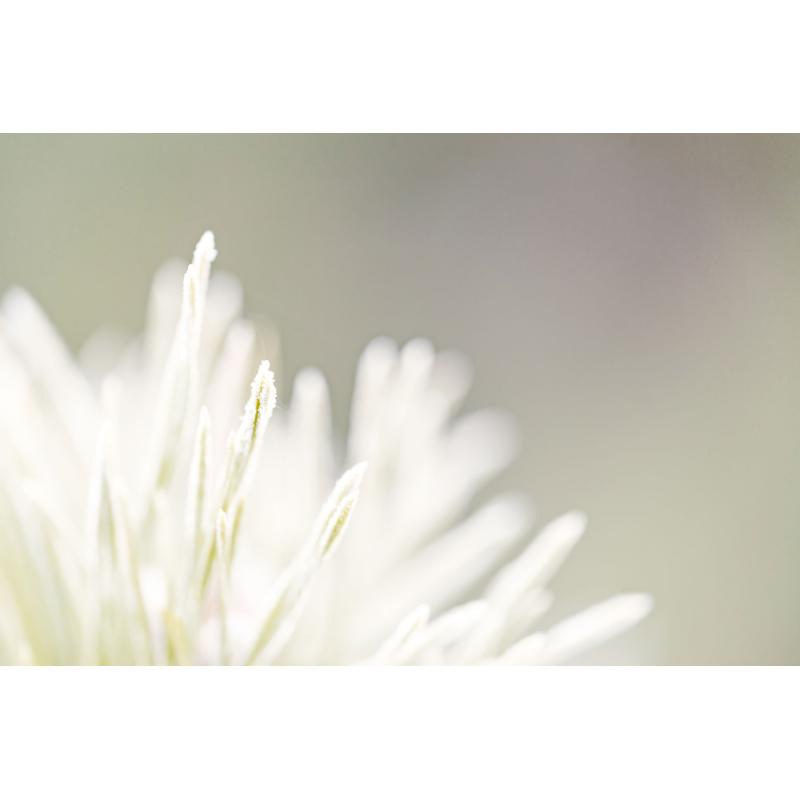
top-left (1, 135), bottom-right (799, 664)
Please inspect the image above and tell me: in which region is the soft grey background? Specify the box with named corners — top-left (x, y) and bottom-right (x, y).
top-left (2, 134), bottom-right (799, 664)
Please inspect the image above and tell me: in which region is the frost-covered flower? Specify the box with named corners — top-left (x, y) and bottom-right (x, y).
top-left (0, 232), bottom-right (651, 665)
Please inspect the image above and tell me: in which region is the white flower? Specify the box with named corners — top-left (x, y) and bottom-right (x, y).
top-left (0, 232), bottom-right (652, 664)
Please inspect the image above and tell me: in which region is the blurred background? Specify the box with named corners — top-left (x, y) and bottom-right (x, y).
top-left (1, 134), bottom-right (799, 664)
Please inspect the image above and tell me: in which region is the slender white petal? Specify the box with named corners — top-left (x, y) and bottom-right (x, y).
top-left (246, 463), bottom-right (366, 664)
top-left (397, 601), bottom-right (489, 665)
top-left (365, 605), bottom-right (430, 665)
top-left (533, 594), bottom-right (654, 665)
top-left (455, 512), bottom-right (587, 662)
top-left (0, 287), bottom-right (98, 467)
top-left (218, 360), bottom-right (276, 514)
top-left (144, 233), bottom-right (217, 498)
top-left (357, 494), bottom-right (532, 643)
top-left (494, 632), bottom-right (547, 666)
top-left (206, 319), bottom-right (257, 457)
top-left (488, 511), bottom-right (587, 601)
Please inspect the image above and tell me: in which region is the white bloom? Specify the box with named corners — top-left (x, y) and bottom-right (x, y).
top-left (0, 232), bottom-right (652, 665)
